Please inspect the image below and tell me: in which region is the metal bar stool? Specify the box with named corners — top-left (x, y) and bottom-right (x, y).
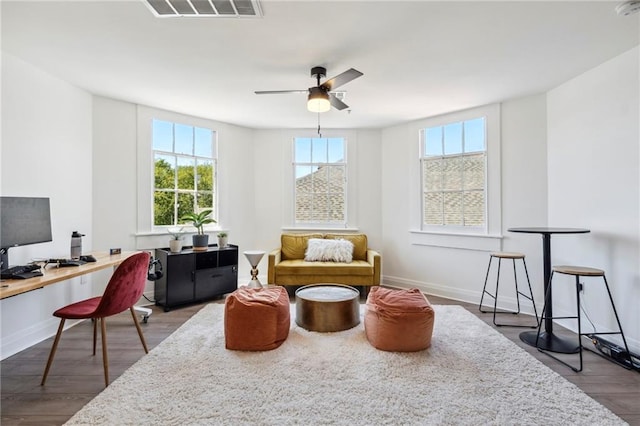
top-left (536, 265), bottom-right (633, 372)
top-left (479, 252), bottom-right (539, 327)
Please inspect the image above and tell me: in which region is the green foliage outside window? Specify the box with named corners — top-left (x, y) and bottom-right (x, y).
top-left (152, 119), bottom-right (216, 227)
top-left (154, 158), bottom-right (215, 226)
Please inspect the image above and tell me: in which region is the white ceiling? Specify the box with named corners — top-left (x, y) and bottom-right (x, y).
top-left (2, 1), bottom-right (638, 129)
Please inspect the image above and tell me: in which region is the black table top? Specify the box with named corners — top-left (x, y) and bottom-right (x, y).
top-left (508, 227), bottom-right (590, 235)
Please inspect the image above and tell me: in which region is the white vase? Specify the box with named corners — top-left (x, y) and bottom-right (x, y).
top-left (217, 236), bottom-right (228, 248)
top-left (169, 239), bottom-right (183, 253)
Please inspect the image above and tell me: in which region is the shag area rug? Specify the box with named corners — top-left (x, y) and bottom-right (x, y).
top-left (66, 304), bottom-right (625, 425)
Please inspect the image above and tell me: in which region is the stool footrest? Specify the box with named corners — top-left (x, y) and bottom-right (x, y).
top-left (479, 307), bottom-right (519, 315)
top-left (534, 269), bottom-right (632, 372)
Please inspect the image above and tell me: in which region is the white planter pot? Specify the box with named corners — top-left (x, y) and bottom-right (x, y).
top-left (217, 236), bottom-right (228, 248)
top-left (169, 239), bottom-right (183, 253)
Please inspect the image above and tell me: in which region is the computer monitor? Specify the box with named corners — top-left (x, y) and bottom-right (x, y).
top-left (0, 196), bottom-right (53, 268)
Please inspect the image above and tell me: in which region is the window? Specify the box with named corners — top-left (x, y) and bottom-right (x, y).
top-left (420, 117), bottom-right (486, 229)
top-left (293, 137), bottom-right (346, 224)
top-left (152, 119), bottom-right (217, 226)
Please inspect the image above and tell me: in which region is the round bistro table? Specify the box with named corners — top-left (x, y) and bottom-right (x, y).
top-left (508, 227), bottom-right (590, 353)
top-left (295, 284), bottom-right (360, 332)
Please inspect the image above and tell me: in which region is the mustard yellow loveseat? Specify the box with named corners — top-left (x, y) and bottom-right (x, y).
top-left (267, 233), bottom-right (381, 291)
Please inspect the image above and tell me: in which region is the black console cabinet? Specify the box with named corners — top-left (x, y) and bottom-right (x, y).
top-left (154, 245), bottom-right (238, 311)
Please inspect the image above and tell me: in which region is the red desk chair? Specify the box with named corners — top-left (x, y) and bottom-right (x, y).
top-left (41, 251), bottom-right (150, 387)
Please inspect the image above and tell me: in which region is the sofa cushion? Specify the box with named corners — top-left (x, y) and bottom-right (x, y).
top-left (324, 234), bottom-right (368, 261)
top-left (275, 259), bottom-right (373, 276)
top-left (305, 238), bottom-right (354, 263)
top-left (281, 233), bottom-right (323, 260)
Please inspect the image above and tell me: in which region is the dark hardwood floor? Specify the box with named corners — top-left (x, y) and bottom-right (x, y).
top-left (2, 294), bottom-right (639, 425)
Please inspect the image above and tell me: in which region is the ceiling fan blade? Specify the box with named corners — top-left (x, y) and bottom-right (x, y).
top-left (254, 90), bottom-right (308, 95)
top-left (329, 93), bottom-right (349, 110)
top-left (322, 68), bottom-right (363, 91)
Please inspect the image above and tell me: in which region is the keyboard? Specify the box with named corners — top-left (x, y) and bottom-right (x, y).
top-left (47, 259), bottom-right (85, 267)
top-left (1, 264), bottom-right (43, 280)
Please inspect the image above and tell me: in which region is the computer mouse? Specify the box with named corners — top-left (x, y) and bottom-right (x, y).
top-left (80, 255), bottom-right (97, 263)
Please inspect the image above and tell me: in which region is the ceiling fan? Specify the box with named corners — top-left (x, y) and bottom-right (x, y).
top-left (255, 66), bottom-right (363, 113)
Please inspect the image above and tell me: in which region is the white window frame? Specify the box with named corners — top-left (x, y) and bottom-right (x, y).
top-left (151, 118), bottom-right (217, 228)
top-left (292, 136), bottom-right (347, 226)
top-left (136, 106), bottom-right (220, 236)
top-left (409, 104), bottom-right (502, 251)
top-left (420, 118), bottom-right (487, 231)
top-left (282, 129), bottom-right (358, 231)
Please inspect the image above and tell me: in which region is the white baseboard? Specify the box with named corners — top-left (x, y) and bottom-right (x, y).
top-left (382, 274), bottom-right (538, 316)
top-left (381, 274), bottom-right (640, 355)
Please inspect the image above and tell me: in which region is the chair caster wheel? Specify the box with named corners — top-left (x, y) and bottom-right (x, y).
top-left (134, 306), bottom-right (152, 324)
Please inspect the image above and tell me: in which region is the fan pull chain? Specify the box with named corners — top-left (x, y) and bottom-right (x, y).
top-left (317, 113), bottom-right (322, 138)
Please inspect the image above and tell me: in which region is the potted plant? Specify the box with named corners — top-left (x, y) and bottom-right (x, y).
top-left (167, 226), bottom-right (184, 253)
top-left (217, 231), bottom-right (228, 248)
top-left (180, 209), bottom-right (216, 251)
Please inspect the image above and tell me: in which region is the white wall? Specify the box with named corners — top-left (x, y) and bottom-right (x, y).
top-left (91, 96), bottom-right (139, 290)
top-left (2, 46), bottom-right (638, 359)
top-left (92, 99), bottom-right (255, 294)
top-left (500, 95), bottom-right (549, 302)
top-left (1, 84), bottom-right (256, 359)
top-left (93, 109), bottom-right (383, 301)
top-left (252, 128), bottom-right (383, 264)
top-left (0, 53), bottom-right (94, 359)
top-left (381, 96), bottom-right (548, 309)
top-left (547, 46), bottom-right (639, 350)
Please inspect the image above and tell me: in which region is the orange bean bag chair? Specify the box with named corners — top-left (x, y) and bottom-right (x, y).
top-left (224, 286), bottom-right (290, 351)
top-left (364, 286), bottom-right (435, 352)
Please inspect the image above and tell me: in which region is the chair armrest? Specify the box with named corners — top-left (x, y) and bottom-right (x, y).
top-left (367, 249), bottom-right (381, 285)
top-left (268, 249), bottom-right (282, 284)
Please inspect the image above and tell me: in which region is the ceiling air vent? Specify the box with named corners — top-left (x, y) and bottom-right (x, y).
top-left (144, 0), bottom-right (263, 18)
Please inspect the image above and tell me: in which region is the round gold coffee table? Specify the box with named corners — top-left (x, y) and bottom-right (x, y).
top-left (295, 284), bottom-right (360, 332)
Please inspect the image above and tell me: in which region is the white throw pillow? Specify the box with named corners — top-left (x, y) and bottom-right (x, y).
top-left (304, 239), bottom-right (327, 262)
top-left (305, 238), bottom-right (354, 263)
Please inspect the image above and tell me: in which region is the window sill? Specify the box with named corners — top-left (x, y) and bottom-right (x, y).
top-left (410, 229), bottom-right (502, 251)
top-left (134, 229), bottom-right (227, 250)
top-left (135, 228), bottom-right (224, 237)
top-left (282, 226), bottom-right (359, 233)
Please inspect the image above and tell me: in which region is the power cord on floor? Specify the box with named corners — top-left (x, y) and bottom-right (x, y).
top-left (579, 282), bottom-right (640, 371)
top-left (578, 283), bottom-right (597, 334)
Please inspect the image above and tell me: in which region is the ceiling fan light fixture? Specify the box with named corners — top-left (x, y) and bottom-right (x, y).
top-left (307, 87), bottom-right (331, 113)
